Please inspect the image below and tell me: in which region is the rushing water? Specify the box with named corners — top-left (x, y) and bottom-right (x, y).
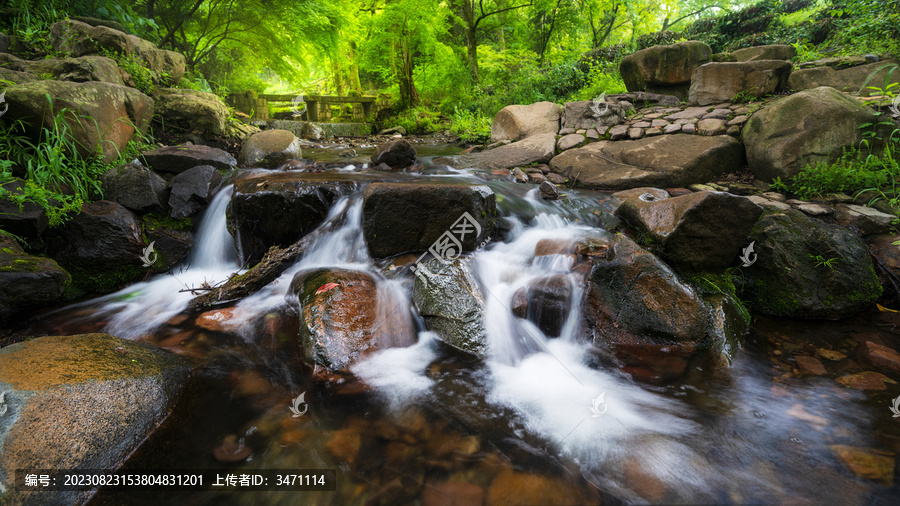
top-left (12, 143), bottom-right (900, 505)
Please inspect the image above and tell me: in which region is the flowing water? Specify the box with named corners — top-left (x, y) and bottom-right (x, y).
top-left (11, 142), bottom-right (900, 505)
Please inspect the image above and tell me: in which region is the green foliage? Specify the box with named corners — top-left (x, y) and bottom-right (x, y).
top-left (99, 48), bottom-right (155, 94)
top-left (2, 6), bottom-right (64, 57)
top-left (635, 31), bottom-right (683, 50)
top-left (448, 106), bottom-right (491, 143)
top-left (770, 143), bottom-right (900, 200)
top-left (809, 254), bottom-right (839, 270)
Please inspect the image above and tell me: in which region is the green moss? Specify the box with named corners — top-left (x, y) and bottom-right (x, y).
top-left (68, 264), bottom-right (145, 294)
top-left (142, 212), bottom-right (193, 233)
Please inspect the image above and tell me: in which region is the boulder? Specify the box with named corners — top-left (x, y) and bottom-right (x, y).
top-left (3, 80), bottom-right (153, 163)
top-left (616, 191), bottom-right (764, 271)
top-left (0, 32), bottom-right (9, 53)
top-left (491, 102), bottom-right (561, 142)
top-left (562, 100), bottom-right (631, 130)
top-left (438, 133), bottom-right (556, 170)
top-left (227, 173), bottom-right (357, 265)
top-left (0, 53), bottom-right (123, 85)
top-left (549, 134), bottom-right (744, 190)
top-left (140, 217), bottom-right (193, 271)
top-left (238, 129), bottom-right (302, 168)
top-left (688, 60), bottom-right (792, 106)
top-left (0, 179), bottom-right (48, 244)
top-left (45, 200), bottom-right (146, 294)
top-left (167, 165), bottom-right (224, 219)
top-left (732, 44), bottom-right (796, 62)
top-left (0, 67), bottom-right (37, 84)
top-left (412, 257), bottom-right (488, 357)
top-left (619, 41), bottom-right (712, 99)
top-left (152, 88), bottom-right (230, 138)
top-left (742, 86), bottom-right (886, 182)
top-left (742, 208), bottom-right (882, 318)
top-left (141, 144), bottom-right (236, 175)
top-left (49, 19), bottom-right (185, 84)
top-left (0, 333), bottom-right (193, 504)
top-left (363, 182), bottom-right (496, 259)
top-left (557, 133), bottom-right (586, 152)
top-left (288, 268), bottom-right (415, 370)
top-left (370, 138), bottom-right (416, 169)
top-left (788, 60), bottom-right (900, 96)
top-left (834, 204), bottom-right (894, 236)
top-left (0, 236), bottom-right (70, 323)
top-left (70, 16), bottom-right (127, 32)
top-left (516, 274), bottom-right (574, 337)
top-left (100, 162), bottom-right (169, 213)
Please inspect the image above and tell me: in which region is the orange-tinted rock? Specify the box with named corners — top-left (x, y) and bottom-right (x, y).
top-left (614, 342), bottom-right (695, 384)
top-left (195, 307), bottom-right (235, 332)
top-left (835, 371), bottom-right (896, 390)
top-left (486, 470), bottom-right (585, 506)
top-left (830, 445), bottom-right (895, 485)
top-left (422, 480), bottom-right (485, 506)
top-left (858, 341), bottom-right (900, 375)
top-left (534, 238), bottom-right (576, 256)
top-left (794, 355), bottom-right (828, 376)
top-left (327, 427), bottom-right (362, 464)
top-left (213, 435), bottom-right (252, 462)
top-left (623, 456), bottom-right (670, 503)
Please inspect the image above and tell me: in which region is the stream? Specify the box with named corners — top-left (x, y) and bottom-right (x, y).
top-left (12, 140), bottom-right (900, 505)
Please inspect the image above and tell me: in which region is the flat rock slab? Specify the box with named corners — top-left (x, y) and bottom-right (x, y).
top-left (548, 134), bottom-right (745, 190)
top-left (0, 333), bottom-right (193, 504)
top-left (438, 133), bottom-right (556, 170)
top-left (142, 144), bottom-right (237, 175)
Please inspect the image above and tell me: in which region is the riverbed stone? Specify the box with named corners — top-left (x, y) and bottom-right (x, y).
top-left (438, 133), bottom-right (556, 170)
top-left (238, 129), bottom-right (302, 168)
top-left (0, 236), bottom-right (70, 324)
top-left (371, 138), bottom-right (417, 169)
top-left (227, 172), bottom-right (358, 265)
top-left (834, 204), bottom-right (894, 236)
top-left (557, 133), bottom-right (585, 152)
top-left (167, 165), bottom-right (224, 219)
top-left (142, 144), bottom-right (237, 175)
top-left (616, 190), bottom-right (763, 271)
top-left (491, 102), bottom-right (561, 142)
top-left (548, 134), bottom-right (744, 190)
top-left (741, 208), bottom-right (882, 318)
top-left (619, 41), bottom-right (712, 99)
top-left (0, 333), bottom-right (193, 504)
top-left (412, 257), bottom-right (488, 357)
top-left (362, 182), bottom-right (496, 258)
top-left (100, 162), bottom-right (169, 213)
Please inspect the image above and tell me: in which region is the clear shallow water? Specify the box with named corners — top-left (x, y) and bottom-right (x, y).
top-left (10, 145), bottom-right (900, 505)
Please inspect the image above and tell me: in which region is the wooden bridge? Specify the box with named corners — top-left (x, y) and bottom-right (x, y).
top-left (227, 91), bottom-right (390, 122)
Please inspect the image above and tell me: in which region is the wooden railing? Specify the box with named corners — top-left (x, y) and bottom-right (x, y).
top-left (227, 91), bottom-right (389, 122)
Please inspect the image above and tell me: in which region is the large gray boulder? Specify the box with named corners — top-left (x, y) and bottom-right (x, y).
top-left (688, 60), bottom-right (792, 106)
top-left (0, 333), bottom-right (193, 505)
top-left (100, 162), bottom-right (169, 213)
top-left (3, 80), bottom-right (153, 164)
top-left (238, 129), bottom-right (302, 168)
top-left (619, 41), bottom-right (712, 99)
top-left (742, 86), bottom-right (886, 182)
top-left (49, 19), bottom-right (185, 84)
top-left (788, 60), bottom-right (900, 96)
top-left (549, 134), bottom-right (745, 190)
top-left (362, 182), bottom-right (496, 258)
top-left (732, 44), bottom-right (796, 62)
top-left (615, 191), bottom-right (763, 271)
top-left (438, 133), bottom-right (556, 170)
top-left (152, 88), bottom-right (230, 138)
top-left (167, 165), bottom-right (224, 219)
top-left (141, 144), bottom-right (237, 175)
top-left (0, 236), bottom-right (70, 324)
top-left (0, 53), bottom-right (123, 85)
top-left (491, 102), bottom-right (562, 142)
top-left (412, 257), bottom-right (488, 357)
top-left (742, 208), bottom-right (882, 318)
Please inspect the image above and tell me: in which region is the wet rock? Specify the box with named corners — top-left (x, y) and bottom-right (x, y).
top-left (362, 182), bottom-right (495, 259)
top-left (326, 426), bottom-right (362, 464)
top-left (742, 208), bottom-right (882, 318)
top-left (371, 138), bottom-right (417, 169)
top-left (167, 165), bottom-right (224, 219)
top-left (619, 41), bottom-right (712, 99)
top-left (412, 257), bottom-right (488, 357)
top-left (688, 60), bottom-right (792, 106)
top-left (794, 355), bottom-right (828, 376)
top-left (440, 133), bottom-right (557, 170)
top-left (835, 371), bottom-right (895, 390)
top-left (4, 80), bottom-right (153, 164)
top-left (0, 333), bottom-right (193, 504)
top-left (610, 187), bottom-right (669, 206)
top-left (195, 307), bottom-right (236, 332)
top-left (834, 204), bottom-right (894, 236)
top-left (289, 268), bottom-right (415, 370)
top-left (789, 60), bottom-right (900, 96)
top-left (743, 87), bottom-right (892, 182)
top-left (486, 470), bottom-right (586, 506)
top-left (830, 445), bottom-right (895, 485)
top-left (212, 435), bottom-right (252, 463)
top-left (140, 215), bottom-right (193, 271)
top-left (491, 101), bottom-right (561, 142)
top-left (0, 179), bottom-right (48, 245)
top-left (858, 341), bottom-right (900, 375)
top-left (422, 480), bottom-right (485, 506)
top-left (227, 173), bottom-right (356, 265)
top-left (100, 162), bottom-right (169, 213)
top-left (45, 200), bottom-right (146, 294)
top-left (521, 274), bottom-right (573, 337)
top-left (238, 129), bottom-right (302, 168)
top-left (0, 236), bottom-right (70, 324)
top-left (539, 181), bottom-right (559, 200)
top-left (142, 143), bottom-right (237, 175)
top-left (868, 234), bottom-right (900, 278)
top-left (616, 190), bottom-right (763, 271)
top-left (549, 134), bottom-right (744, 190)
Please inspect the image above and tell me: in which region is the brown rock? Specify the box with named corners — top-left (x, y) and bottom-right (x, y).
top-left (422, 481), bottom-right (486, 506)
top-left (830, 445), bottom-right (895, 485)
top-left (858, 341), bottom-right (900, 374)
top-left (327, 427), bottom-right (362, 464)
top-left (794, 355), bottom-right (828, 375)
top-left (195, 307), bottom-right (235, 332)
top-left (836, 371), bottom-right (896, 390)
top-left (486, 470), bottom-right (585, 506)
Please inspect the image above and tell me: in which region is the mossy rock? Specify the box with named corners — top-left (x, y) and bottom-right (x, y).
top-left (0, 236), bottom-right (71, 323)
